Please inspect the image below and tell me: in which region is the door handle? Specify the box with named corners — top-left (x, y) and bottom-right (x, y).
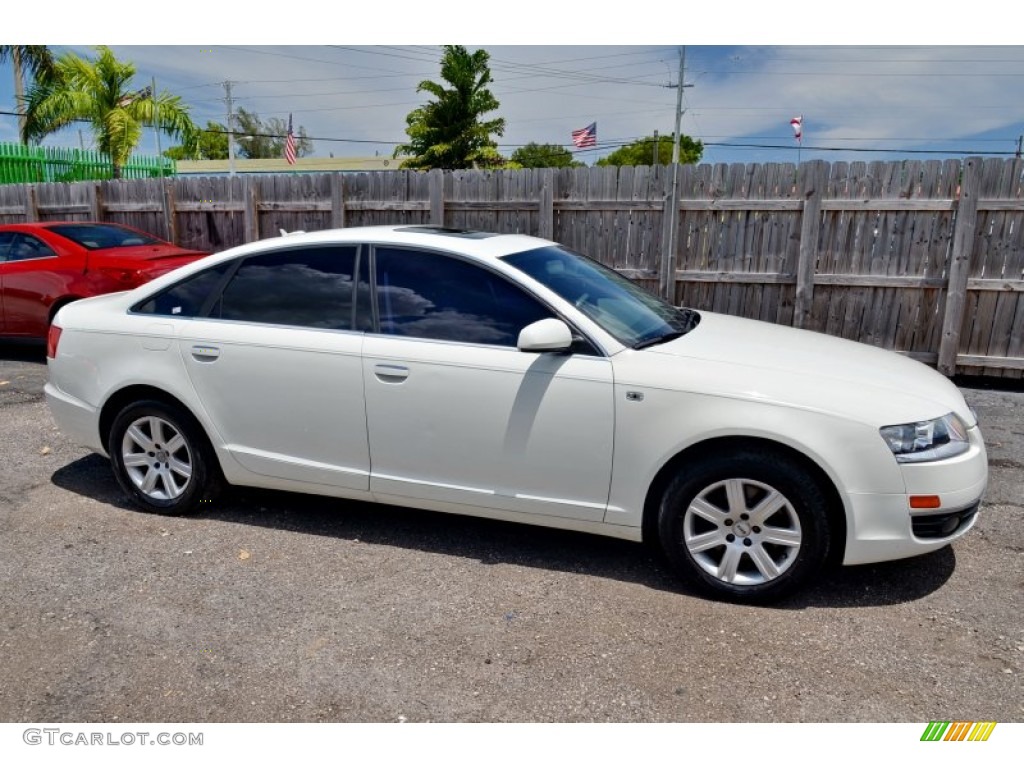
top-left (374, 364), bottom-right (409, 383)
top-left (191, 345), bottom-right (220, 363)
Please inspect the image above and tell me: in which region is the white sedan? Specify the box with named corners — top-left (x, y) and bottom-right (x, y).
top-left (44, 225), bottom-right (988, 603)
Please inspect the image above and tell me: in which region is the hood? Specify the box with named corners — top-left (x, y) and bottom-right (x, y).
top-left (621, 311), bottom-right (974, 428)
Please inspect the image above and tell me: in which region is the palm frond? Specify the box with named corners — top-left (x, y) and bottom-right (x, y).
top-left (19, 46), bottom-right (197, 175)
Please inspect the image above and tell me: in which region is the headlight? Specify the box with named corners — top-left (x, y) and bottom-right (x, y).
top-left (879, 413), bottom-right (969, 463)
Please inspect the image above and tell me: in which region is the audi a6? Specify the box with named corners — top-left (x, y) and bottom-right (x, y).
top-left (44, 225), bottom-right (988, 602)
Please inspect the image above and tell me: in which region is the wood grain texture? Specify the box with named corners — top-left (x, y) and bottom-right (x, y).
top-left (1, 160), bottom-right (1022, 376)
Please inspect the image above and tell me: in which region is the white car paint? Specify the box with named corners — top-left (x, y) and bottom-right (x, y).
top-left (44, 225), bottom-right (988, 600)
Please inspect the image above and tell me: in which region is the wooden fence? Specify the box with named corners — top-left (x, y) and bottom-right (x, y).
top-left (1, 158), bottom-right (1022, 379)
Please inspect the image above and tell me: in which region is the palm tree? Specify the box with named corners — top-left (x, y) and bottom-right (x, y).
top-left (0, 45), bottom-right (57, 138)
top-left (21, 46), bottom-right (196, 178)
top-left (395, 45), bottom-right (505, 170)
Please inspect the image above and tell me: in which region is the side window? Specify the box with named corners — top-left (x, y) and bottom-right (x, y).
top-left (0, 232), bottom-right (15, 263)
top-left (133, 262), bottom-right (233, 317)
top-left (215, 246), bottom-right (366, 330)
top-left (9, 234), bottom-right (56, 261)
top-left (374, 247), bottom-right (553, 346)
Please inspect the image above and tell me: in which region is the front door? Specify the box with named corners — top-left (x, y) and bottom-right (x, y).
top-left (362, 246), bottom-right (615, 523)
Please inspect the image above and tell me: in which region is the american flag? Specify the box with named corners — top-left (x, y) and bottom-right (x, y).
top-left (571, 122), bottom-right (597, 149)
top-left (284, 113), bottom-right (297, 165)
top-left (790, 115), bottom-right (803, 143)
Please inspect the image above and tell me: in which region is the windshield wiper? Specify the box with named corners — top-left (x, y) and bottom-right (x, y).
top-left (633, 309), bottom-right (700, 350)
top-left (633, 331), bottom-right (687, 350)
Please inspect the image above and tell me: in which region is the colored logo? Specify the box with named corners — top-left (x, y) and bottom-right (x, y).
top-left (921, 721), bottom-right (997, 741)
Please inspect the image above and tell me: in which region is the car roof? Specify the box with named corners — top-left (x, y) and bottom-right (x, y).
top-left (218, 225), bottom-right (556, 262)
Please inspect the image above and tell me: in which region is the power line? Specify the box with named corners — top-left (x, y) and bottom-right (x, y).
top-left (328, 45), bottom-right (674, 89)
top-left (702, 141), bottom-right (1020, 156)
top-left (3, 111), bottom-right (1022, 156)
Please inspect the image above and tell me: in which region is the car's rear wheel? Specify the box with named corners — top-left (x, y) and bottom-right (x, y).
top-left (108, 399), bottom-right (219, 515)
top-left (657, 450), bottom-right (832, 604)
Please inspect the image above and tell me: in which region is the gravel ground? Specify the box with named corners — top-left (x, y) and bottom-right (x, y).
top-left (0, 345), bottom-right (1021, 723)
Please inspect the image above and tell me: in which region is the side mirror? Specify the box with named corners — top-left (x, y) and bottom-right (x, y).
top-left (517, 318), bottom-right (573, 353)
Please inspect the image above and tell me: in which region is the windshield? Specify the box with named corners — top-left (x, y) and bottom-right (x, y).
top-left (47, 224), bottom-right (162, 250)
top-left (503, 245), bottom-right (699, 348)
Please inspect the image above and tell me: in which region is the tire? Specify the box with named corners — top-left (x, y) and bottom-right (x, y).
top-left (107, 399), bottom-right (220, 515)
top-left (657, 449), bottom-right (832, 604)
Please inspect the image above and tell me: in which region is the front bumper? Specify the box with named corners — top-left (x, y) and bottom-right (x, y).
top-left (842, 424), bottom-right (987, 565)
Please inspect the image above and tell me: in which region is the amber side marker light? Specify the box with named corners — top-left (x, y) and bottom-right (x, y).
top-left (909, 495), bottom-right (942, 509)
top-left (47, 324), bottom-right (62, 359)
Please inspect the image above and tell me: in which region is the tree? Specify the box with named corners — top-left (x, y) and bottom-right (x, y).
top-left (233, 108), bottom-right (313, 159)
top-left (510, 142), bottom-right (582, 169)
top-left (395, 45), bottom-right (505, 170)
top-left (22, 46), bottom-right (197, 178)
top-left (0, 45), bottom-right (57, 138)
top-left (596, 134), bottom-right (703, 167)
top-left (164, 120), bottom-right (229, 161)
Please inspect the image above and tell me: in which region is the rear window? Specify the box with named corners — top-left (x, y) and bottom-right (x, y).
top-left (133, 262), bottom-right (233, 317)
top-left (213, 246), bottom-right (365, 330)
top-left (48, 224), bottom-right (162, 250)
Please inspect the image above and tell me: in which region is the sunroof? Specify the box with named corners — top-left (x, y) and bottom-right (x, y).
top-left (396, 226), bottom-right (498, 239)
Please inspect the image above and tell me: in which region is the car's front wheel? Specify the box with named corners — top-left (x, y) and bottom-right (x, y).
top-left (108, 399), bottom-right (220, 515)
top-left (657, 449), bottom-right (832, 603)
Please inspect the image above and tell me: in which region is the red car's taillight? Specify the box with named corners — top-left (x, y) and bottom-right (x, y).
top-left (47, 323), bottom-right (63, 359)
top-left (100, 267), bottom-right (146, 287)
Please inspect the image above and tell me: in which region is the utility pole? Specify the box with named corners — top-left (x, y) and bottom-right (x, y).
top-left (652, 130), bottom-right (659, 165)
top-left (660, 46), bottom-right (689, 301)
top-left (1017, 134), bottom-right (1023, 160)
top-left (12, 48), bottom-right (25, 140)
top-left (671, 46), bottom-right (686, 165)
top-left (152, 76), bottom-right (161, 161)
top-left (224, 80), bottom-right (236, 176)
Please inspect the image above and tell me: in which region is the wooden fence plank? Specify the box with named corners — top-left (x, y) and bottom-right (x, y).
top-left (538, 168), bottom-right (554, 240)
top-left (25, 185), bottom-right (38, 221)
top-left (659, 163), bottom-right (682, 300)
top-left (330, 173), bottom-right (345, 229)
top-left (243, 177), bottom-right (259, 243)
top-left (163, 181), bottom-right (177, 244)
top-left (793, 162), bottom-right (824, 328)
top-left (938, 158), bottom-right (983, 375)
top-left (429, 168), bottom-right (444, 226)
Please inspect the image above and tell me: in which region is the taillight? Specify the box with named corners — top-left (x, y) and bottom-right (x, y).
top-left (47, 323), bottom-right (63, 359)
top-left (101, 267), bottom-right (144, 287)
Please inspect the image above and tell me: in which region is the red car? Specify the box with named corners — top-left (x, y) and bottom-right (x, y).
top-left (0, 221), bottom-right (207, 340)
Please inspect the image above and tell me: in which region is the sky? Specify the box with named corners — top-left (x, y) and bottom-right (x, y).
top-left (2, 4), bottom-right (1023, 167)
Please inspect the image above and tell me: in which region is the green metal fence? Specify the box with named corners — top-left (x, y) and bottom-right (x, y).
top-left (0, 142), bottom-right (175, 184)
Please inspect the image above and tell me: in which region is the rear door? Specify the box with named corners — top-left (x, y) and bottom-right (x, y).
top-left (173, 245), bottom-right (373, 491)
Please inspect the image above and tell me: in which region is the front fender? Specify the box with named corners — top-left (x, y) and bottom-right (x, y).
top-left (603, 386), bottom-right (904, 530)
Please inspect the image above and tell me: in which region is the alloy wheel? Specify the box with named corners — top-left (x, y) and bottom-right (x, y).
top-left (683, 477), bottom-right (803, 586)
top-left (120, 415), bottom-right (194, 501)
